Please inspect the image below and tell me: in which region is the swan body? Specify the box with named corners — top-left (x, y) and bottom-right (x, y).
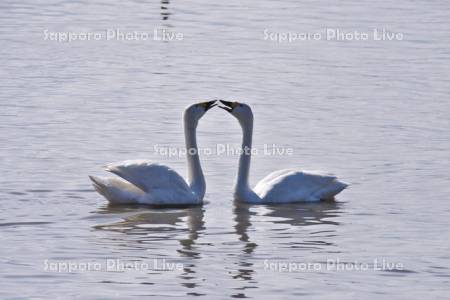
top-left (219, 100), bottom-right (348, 204)
top-left (89, 101), bottom-right (216, 205)
top-left (253, 169), bottom-right (347, 203)
top-left (90, 161), bottom-right (200, 205)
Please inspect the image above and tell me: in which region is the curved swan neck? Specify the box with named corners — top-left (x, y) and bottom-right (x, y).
top-left (235, 119), bottom-right (262, 203)
top-left (184, 117), bottom-right (206, 199)
top-left (236, 120), bottom-right (253, 194)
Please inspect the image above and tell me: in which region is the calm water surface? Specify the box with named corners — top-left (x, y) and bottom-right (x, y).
top-left (1, 0), bottom-right (450, 299)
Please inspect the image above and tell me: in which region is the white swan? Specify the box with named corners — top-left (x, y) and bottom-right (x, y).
top-left (219, 100), bottom-right (348, 203)
top-left (89, 100), bottom-right (217, 205)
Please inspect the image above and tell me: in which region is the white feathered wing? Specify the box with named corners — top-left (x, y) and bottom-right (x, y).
top-left (254, 169), bottom-right (348, 203)
top-left (89, 160), bottom-right (200, 205)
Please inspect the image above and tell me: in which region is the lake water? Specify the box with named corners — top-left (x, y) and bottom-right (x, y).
top-left (1, 0), bottom-right (450, 299)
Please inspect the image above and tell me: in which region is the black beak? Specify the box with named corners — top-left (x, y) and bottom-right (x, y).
top-left (202, 100), bottom-right (217, 111)
top-left (219, 100), bottom-right (233, 112)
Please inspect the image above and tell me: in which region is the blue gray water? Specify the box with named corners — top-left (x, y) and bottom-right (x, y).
top-left (1, 0), bottom-right (450, 299)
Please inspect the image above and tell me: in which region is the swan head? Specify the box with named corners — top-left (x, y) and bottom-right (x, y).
top-left (219, 100), bottom-right (253, 127)
top-left (184, 100), bottom-right (217, 127)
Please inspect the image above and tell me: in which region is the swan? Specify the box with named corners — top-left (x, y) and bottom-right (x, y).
top-left (219, 100), bottom-right (348, 203)
top-left (89, 100), bottom-right (217, 205)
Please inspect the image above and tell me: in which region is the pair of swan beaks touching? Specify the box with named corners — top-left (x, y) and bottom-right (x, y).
top-left (89, 100), bottom-right (348, 205)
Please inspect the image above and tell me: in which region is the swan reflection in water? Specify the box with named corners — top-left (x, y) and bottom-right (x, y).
top-left (94, 204), bottom-right (205, 290)
top-left (234, 200), bottom-right (342, 248)
top-left (230, 201), bottom-right (343, 297)
top-left (93, 201), bottom-right (342, 296)
top-left (94, 204), bottom-right (205, 253)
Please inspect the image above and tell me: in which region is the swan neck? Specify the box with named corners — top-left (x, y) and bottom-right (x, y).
top-left (184, 118), bottom-right (205, 199)
top-left (236, 121), bottom-right (253, 194)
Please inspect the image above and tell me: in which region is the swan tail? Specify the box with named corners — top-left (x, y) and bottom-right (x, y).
top-left (89, 176), bottom-right (108, 196)
top-left (315, 180), bottom-right (349, 201)
top-left (89, 175), bottom-right (145, 204)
